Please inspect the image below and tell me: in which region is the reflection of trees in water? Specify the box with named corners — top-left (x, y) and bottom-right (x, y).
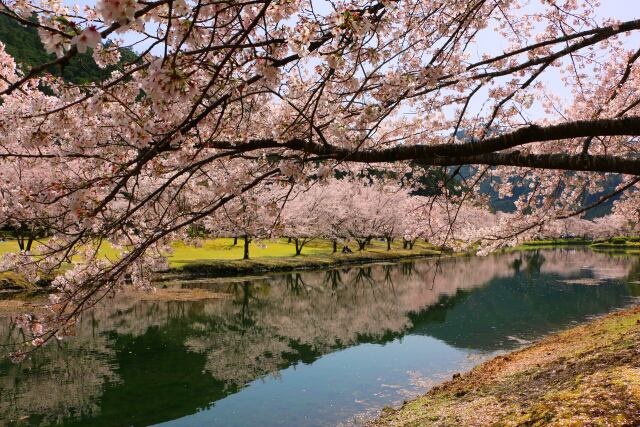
top-left (533, 248), bottom-right (633, 279)
top-left (511, 257), bottom-right (522, 274)
top-left (525, 251), bottom-right (546, 276)
top-left (323, 269), bottom-right (344, 291)
top-left (0, 250), bottom-right (637, 423)
top-left (401, 261), bottom-right (417, 277)
top-left (0, 316), bottom-right (119, 425)
top-left (507, 251), bottom-right (546, 280)
top-left (184, 251), bottom-right (637, 387)
top-left (285, 273), bottom-right (308, 295)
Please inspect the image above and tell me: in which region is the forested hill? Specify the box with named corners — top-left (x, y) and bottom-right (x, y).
top-left (475, 168), bottom-right (621, 218)
top-left (0, 13), bottom-right (136, 84)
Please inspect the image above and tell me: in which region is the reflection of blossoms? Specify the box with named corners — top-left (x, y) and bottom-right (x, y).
top-left (185, 329), bottom-right (292, 387)
top-left (0, 250), bottom-right (634, 420)
top-left (0, 317), bottom-right (119, 424)
top-left (180, 250), bottom-right (635, 386)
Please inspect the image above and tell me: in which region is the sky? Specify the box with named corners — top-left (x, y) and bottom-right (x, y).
top-left (60, 0), bottom-right (640, 121)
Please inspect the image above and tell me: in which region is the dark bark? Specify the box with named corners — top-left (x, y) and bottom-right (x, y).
top-left (386, 237), bottom-right (392, 251)
top-left (233, 236), bottom-right (238, 245)
top-left (243, 235), bottom-right (250, 260)
top-left (212, 116), bottom-right (640, 175)
top-left (15, 226), bottom-right (36, 252)
top-left (332, 240), bottom-right (337, 253)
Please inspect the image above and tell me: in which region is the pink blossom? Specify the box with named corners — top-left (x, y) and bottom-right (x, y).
top-left (72, 26), bottom-right (101, 53)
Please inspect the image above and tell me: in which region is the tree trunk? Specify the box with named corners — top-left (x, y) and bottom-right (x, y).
top-left (243, 235), bottom-right (250, 260)
top-left (408, 240), bottom-right (414, 250)
top-left (332, 240), bottom-right (337, 253)
top-left (357, 240), bottom-right (367, 251)
top-left (386, 237), bottom-right (392, 251)
top-left (403, 240), bottom-right (408, 249)
top-left (233, 236), bottom-right (238, 245)
top-left (288, 237), bottom-right (292, 244)
top-left (25, 234), bottom-right (34, 252)
top-left (294, 239), bottom-right (302, 256)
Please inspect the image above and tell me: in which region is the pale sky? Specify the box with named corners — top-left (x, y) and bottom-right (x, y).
top-left (62, 0), bottom-right (640, 121)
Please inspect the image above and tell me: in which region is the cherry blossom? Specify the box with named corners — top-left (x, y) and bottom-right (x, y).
top-left (71, 26), bottom-right (101, 53)
top-left (0, 0), bottom-right (638, 351)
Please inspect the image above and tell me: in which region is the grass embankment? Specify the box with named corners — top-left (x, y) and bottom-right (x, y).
top-left (0, 238), bottom-right (441, 288)
top-left (374, 305), bottom-right (640, 427)
top-left (514, 236), bottom-right (640, 255)
top-left (164, 238), bottom-right (441, 279)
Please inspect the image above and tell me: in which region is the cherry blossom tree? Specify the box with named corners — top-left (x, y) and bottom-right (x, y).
top-left (204, 189), bottom-right (279, 259)
top-left (0, 0), bottom-right (639, 352)
top-left (280, 186), bottom-right (330, 255)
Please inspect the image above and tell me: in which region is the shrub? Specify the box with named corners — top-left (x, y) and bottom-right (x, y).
top-left (610, 237), bottom-right (627, 245)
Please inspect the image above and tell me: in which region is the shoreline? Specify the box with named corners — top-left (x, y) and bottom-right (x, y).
top-left (511, 237), bottom-right (640, 254)
top-left (372, 303), bottom-right (640, 426)
top-left (0, 248), bottom-right (444, 292)
top-left (158, 248), bottom-right (444, 282)
top-left (2, 238), bottom-right (638, 291)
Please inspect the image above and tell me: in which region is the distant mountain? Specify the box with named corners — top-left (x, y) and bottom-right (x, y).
top-left (0, 13), bottom-right (137, 84)
top-left (461, 165), bottom-right (620, 218)
top-left (449, 129), bottom-right (621, 218)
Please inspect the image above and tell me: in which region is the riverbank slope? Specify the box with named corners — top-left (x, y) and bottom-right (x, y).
top-left (0, 238), bottom-right (442, 289)
top-left (373, 304), bottom-right (640, 426)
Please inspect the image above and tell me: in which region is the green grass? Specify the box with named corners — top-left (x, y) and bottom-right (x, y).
top-left (505, 236), bottom-right (640, 253)
top-left (520, 238), bottom-right (592, 246)
top-left (168, 238), bottom-right (333, 267)
top-left (0, 238), bottom-right (441, 285)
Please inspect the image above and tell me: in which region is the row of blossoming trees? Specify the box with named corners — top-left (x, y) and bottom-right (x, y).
top-left (203, 179), bottom-right (473, 258)
top-left (0, 0), bottom-right (639, 354)
top-left (205, 179), bottom-right (635, 259)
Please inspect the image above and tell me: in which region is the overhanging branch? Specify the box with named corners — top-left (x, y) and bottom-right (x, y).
top-left (210, 116), bottom-right (640, 175)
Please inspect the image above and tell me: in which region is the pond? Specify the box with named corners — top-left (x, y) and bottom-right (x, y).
top-left (1, 249), bottom-right (639, 426)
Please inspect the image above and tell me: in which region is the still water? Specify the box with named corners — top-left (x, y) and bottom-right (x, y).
top-left (1, 249), bottom-right (639, 426)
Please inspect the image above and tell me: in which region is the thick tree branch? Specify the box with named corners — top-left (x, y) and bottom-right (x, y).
top-left (211, 116), bottom-right (640, 174)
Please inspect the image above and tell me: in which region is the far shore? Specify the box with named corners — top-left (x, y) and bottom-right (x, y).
top-left (1, 236), bottom-right (639, 292)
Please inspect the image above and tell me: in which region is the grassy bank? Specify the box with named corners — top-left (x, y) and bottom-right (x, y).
top-left (162, 239), bottom-right (441, 280)
top-left (373, 304), bottom-right (640, 427)
top-left (509, 236), bottom-right (640, 255)
top-left (162, 248), bottom-right (441, 280)
top-left (0, 238), bottom-right (441, 288)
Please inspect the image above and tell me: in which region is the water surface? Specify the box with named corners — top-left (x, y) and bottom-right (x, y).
top-left (1, 249), bottom-right (639, 426)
